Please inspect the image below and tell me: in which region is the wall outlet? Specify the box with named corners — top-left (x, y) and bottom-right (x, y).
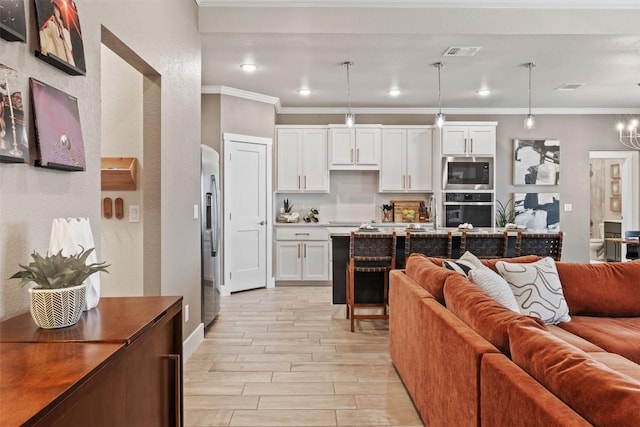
top-left (564, 203), bottom-right (573, 212)
top-left (184, 304), bottom-right (189, 322)
top-left (129, 205), bottom-right (140, 222)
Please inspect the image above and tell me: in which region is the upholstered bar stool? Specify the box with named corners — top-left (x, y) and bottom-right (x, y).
top-left (405, 232), bottom-right (452, 259)
top-left (460, 231), bottom-right (508, 259)
top-left (515, 231), bottom-right (563, 261)
top-left (346, 231), bottom-right (396, 332)
top-left (624, 230), bottom-right (640, 260)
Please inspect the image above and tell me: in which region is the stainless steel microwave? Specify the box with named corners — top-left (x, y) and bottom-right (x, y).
top-left (442, 157), bottom-right (494, 190)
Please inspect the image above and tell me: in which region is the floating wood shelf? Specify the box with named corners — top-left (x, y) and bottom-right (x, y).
top-left (101, 157), bottom-right (137, 191)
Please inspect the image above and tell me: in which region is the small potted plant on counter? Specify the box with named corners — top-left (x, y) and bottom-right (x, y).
top-left (10, 246), bottom-right (110, 329)
top-left (495, 198), bottom-right (516, 228)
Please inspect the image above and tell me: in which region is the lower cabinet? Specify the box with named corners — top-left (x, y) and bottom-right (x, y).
top-left (275, 227), bottom-right (330, 281)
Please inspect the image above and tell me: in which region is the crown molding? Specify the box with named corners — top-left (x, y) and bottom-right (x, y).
top-left (202, 86), bottom-right (640, 115)
top-left (196, 0), bottom-right (640, 9)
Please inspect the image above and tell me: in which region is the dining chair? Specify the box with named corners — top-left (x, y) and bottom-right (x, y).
top-left (624, 230), bottom-right (640, 260)
top-left (346, 231), bottom-right (396, 332)
top-left (405, 232), bottom-right (452, 260)
top-left (514, 231), bottom-right (563, 261)
top-left (459, 231), bottom-right (508, 259)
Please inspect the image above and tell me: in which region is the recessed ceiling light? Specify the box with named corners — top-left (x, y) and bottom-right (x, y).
top-left (240, 63), bottom-right (258, 73)
top-left (476, 88), bottom-right (491, 97)
top-left (298, 88), bottom-right (311, 96)
top-left (388, 89), bottom-right (400, 97)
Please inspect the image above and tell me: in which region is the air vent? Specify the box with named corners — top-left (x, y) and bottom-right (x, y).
top-left (442, 47), bottom-right (482, 57)
top-left (555, 83), bottom-right (584, 91)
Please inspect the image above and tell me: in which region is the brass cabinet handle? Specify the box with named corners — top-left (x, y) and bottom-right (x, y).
top-left (304, 243), bottom-right (307, 258)
top-left (304, 175), bottom-right (307, 189)
top-left (464, 138), bottom-right (468, 153)
top-left (402, 175), bottom-right (406, 189)
top-left (409, 175), bottom-right (412, 189)
top-left (356, 148), bottom-right (360, 163)
top-left (298, 175), bottom-right (301, 189)
top-left (164, 354), bottom-right (182, 427)
top-left (350, 148), bottom-right (354, 163)
top-left (470, 138), bottom-right (474, 153)
top-left (298, 243), bottom-right (301, 258)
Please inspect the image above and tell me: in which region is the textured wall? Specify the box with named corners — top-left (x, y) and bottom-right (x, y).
top-left (0, 0), bottom-right (202, 341)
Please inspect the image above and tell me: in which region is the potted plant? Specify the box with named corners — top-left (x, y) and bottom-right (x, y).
top-left (10, 246), bottom-right (109, 329)
top-left (495, 198), bottom-right (516, 228)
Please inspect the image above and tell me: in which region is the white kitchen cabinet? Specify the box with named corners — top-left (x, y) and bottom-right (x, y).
top-left (441, 125), bottom-right (496, 156)
top-left (276, 127), bottom-right (329, 192)
top-left (380, 127), bottom-right (433, 192)
top-left (275, 227), bottom-right (329, 281)
top-left (329, 126), bottom-right (381, 170)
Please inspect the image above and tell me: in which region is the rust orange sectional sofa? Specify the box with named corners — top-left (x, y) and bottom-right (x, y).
top-left (389, 254), bottom-right (640, 427)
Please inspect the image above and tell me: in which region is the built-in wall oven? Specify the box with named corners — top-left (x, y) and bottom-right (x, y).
top-left (443, 192), bottom-right (494, 228)
top-left (443, 157), bottom-right (494, 190)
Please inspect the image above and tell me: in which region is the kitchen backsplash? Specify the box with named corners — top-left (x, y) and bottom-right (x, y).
top-left (275, 171), bottom-right (432, 222)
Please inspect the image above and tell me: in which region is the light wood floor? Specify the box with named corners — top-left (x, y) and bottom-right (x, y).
top-left (184, 285), bottom-right (424, 427)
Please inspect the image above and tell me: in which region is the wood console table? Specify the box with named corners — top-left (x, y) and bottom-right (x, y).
top-left (0, 297), bottom-right (183, 426)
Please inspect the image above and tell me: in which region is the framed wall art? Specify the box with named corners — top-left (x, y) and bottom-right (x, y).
top-left (30, 78), bottom-right (85, 171)
top-left (514, 192), bottom-right (560, 231)
top-left (610, 163), bottom-right (621, 179)
top-left (513, 139), bottom-right (560, 185)
top-left (610, 196), bottom-right (621, 213)
top-left (0, 63), bottom-right (28, 163)
top-left (0, 0), bottom-right (27, 42)
top-left (611, 180), bottom-right (620, 195)
top-left (34, 0), bottom-right (86, 75)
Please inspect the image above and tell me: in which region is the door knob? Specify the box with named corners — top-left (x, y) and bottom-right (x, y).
top-left (259, 221), bottom-right (265, 225)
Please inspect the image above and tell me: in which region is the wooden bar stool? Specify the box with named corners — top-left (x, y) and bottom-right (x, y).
top-left (405, 232), bottom-right (452, 259)
top-left (515, 231), bottom-right (563, 260)
top-left (346, 231), bottom-right (396, 332)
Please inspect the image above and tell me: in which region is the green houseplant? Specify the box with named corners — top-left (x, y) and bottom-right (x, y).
top-left (10, 247), bottom-right (109, 329)
top-left (495, 198), bottom-right (516, 228)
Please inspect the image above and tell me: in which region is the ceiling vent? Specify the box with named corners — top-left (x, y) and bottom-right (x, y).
top-left (555, 83), bottom-right (584, 91)
top-left (442, 47), bottom-right (482, 57)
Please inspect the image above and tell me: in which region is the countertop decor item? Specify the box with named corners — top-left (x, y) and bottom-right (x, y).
top-left (10, 247), bottom-right (109, 329)
top-left (495, 198), bottom-right (516, 227)
top-left (381, 203), bottom-right (393, 222)
top-left (304, 208), bottom-right (319, 223)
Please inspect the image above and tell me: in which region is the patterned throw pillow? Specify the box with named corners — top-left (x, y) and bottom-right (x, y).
top-left (468, 269), bottom-right (521, 313)
top-left (444, 251), bottom-right (487, 276)
top-left (496, 257), bottom-right (570, 325)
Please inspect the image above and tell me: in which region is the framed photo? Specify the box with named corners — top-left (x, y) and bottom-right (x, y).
top-left (0, 63), bottom-right (28, 163)
top-left (610, 196), bottom-right (621, 213)
top-left (513, 139), bottom-right (560, 185)
top-left (610, 163), bottom-right (621, 179)
top-left (514, 192), bottom-right (560, 231)
top-left (34, 0), bottom-right (86, 75)
top-left (30, 78), bottom-right (85, 171)
top-left (611, 180), bottom-right (621, 195)
top-left (0, 0), bottom-right (27, 42)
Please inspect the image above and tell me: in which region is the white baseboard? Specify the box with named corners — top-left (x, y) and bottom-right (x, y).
top-left (183, 322), bottom-right (204, 363)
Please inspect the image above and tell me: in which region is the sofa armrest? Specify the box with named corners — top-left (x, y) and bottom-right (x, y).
top-left (481, 353), bottom-right (592, 427)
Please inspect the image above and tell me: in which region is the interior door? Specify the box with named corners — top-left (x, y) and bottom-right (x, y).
top-left (226, 140), bottom-right (268, 293)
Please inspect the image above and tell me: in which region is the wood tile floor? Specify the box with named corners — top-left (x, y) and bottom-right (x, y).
top-left (184, 285), bottom-right (424, 427)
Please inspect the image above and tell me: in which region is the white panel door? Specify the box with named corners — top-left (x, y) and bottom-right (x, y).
top-left (227, 141), bottom-right (267, 293)
top-left (301, 128), bottom-right (329, 192)
top-left (380, 128), bottom-right (406, 192)
top-left (329, 128), bottom-right (355, 167)
top-left (406, 129), bottom-right (433, 191)
top-left (468, 126), bottom-right (496, 155)
top-left (276, 129), bottom-right (302, 191)
top-left (275, 241), bottom-right (302, 280)
top-left (355, 128), bottom-right (381, 167)
top-left (442, 126), bottom-right (469, 155)
top-left (302, 241), bottom-right (329, 280)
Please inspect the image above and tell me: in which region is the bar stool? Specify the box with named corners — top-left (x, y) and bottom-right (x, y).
top-left (346, 231), bottom-right (396, 332)
top-left (515, 231), bottom-right (563, 261)
top-left (624, 231), bottom-right (640, 260)
top-left (460, 231), bottom-right (509, 259)
top-left (405, 232), bottom-right (452, 259)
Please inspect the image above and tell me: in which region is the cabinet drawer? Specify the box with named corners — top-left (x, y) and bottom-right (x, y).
top-left (276, 227), bottom-right (328, 240)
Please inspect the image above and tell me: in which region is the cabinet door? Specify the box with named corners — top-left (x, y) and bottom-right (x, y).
top-left (275, 241), bottom-right (302, 280)
top-left (355, 128), bottom-right (381, 167)
top-left (441, 126), bottom-right (469, 155)
top-left (276, 129), bottom-right (302, 191)
top-left (301, 129), bottom-right (329, 192)
top-left (406, 128), bottom-right (433, 191)
top-left (329, 128), bottom-right (355, 167)
top-left (380, 128), bottom-right (407, 192)
top-left (468, 126), bottom-right (496, 155)
top-left (302, 241), bottom-right (329, 281)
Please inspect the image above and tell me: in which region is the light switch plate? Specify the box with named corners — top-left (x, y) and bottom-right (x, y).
top-left (129, 205), bottom-right (140, 222)
top-left (193, 204), bottom-right (199, 219)
top-left (564, 203), bottom-right (573, 212)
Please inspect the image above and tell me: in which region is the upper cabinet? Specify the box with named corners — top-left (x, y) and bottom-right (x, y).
top-left (441, 124), bottom-right (496, 156)
top-left (329, 126), bottom-right (381, 170)
top-left (276, 127), bottom-right (329, 192)
top-left (380, 127), bottom-right (433, 192)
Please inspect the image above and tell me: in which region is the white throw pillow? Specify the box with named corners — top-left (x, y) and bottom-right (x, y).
top-left (496, 257), bottom-right (570, 325)
top-left (444, 251), bottom-right (489, 276)
top-left (468, 269), bottom-right (521, 313)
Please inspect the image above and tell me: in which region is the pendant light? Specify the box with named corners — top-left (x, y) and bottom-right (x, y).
top-left (342, 61), bottom-right (355, 127)
top-left (524, 62), bottom-right (536, 130)
top-left (434, 62), bottom-right (445, 128)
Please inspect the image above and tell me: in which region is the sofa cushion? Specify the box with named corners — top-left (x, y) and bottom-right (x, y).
top-left (496, 257), bottom-right (571, 325)
top-left (509, 320), bottom-right (640, 427)
top-left (556, 260), bottom-right (640, 316)
top-left (444, 274), bottom-right (543, 355)
top-left (468, 269), bottom-right (521, 313)
top-left (545, 325), bottom-right (605, 353)
top-left (443, 251), bottom-right (487, 275)
top-left (481, 255), bottom-right (540, 272)
top-left (405, 253), bottom-right (457, 304)
top-left (558, 315), bottom-right (640, 364)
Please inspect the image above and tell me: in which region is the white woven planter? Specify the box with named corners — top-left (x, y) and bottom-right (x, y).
top-left (28, 284), bottom-right (86, 329)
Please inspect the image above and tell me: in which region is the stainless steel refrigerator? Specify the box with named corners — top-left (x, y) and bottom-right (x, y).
top-left (201, 144), bottom-right (221, 327)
